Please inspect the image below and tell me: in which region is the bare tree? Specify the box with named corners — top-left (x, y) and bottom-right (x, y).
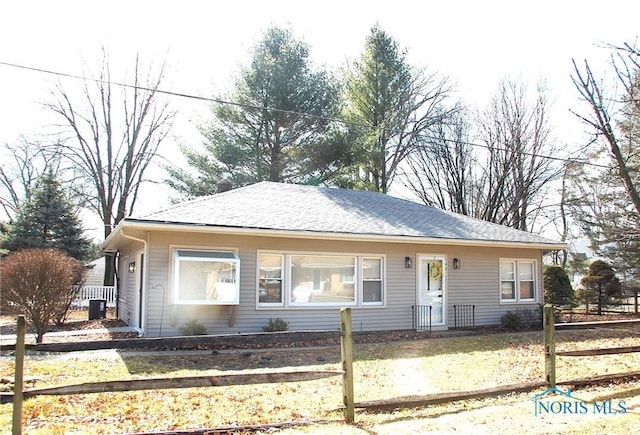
top-left (571, 43), bottom-right (640, 215)
top-left (474, 78), bottom-right (560, 231)
top-left (404, 78), bottom-right (560, 233)
top-left (402, 110), bottom-right (475, 215)
top-left (44, 50), bottom-right (175, 284)
top-left (569, 43), bottom-right (640, 284)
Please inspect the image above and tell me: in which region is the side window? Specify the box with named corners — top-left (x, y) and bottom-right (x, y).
top-left (500, 259), bottom-right (536, 303)
top-left (518, 261), bottom-right (535, 300)
top-left (500, 261), bottom-right (516, 302)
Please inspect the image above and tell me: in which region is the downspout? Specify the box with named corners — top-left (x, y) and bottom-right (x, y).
top-left (120, 229), bottom-right (149, 337)
top-left (114, 253), bottom-right (120, 319)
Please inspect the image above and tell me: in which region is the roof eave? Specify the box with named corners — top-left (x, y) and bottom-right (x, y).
top-left (105, 219), bottom-right (566, 251)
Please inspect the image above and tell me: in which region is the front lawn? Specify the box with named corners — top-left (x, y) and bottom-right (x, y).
top-left (1, 325), bottom-right (639, 434)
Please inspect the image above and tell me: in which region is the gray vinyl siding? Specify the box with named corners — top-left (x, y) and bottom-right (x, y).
top-left (117, 252), bottom-right (136, 327)
top-left (144, 239), bottom-right (170, 335)
top-left (131, 231), bottom-right (545, 337)
top-left (113, 237), bottom-right (149, 331)
top-left (117, 256), bottom-right (129, 325)
top-left (445, 246), bottom-right (544, 326)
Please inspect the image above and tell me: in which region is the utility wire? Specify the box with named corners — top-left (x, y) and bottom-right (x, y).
top-left (0, 60), bottom-right (367, 129)
top-left (0, 60), bottom-right (612, 170)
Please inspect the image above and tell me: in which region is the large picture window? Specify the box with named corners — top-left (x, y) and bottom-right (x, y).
top-left (500, 259), bottom-right (536, 303)
top-left (257, 251), bottom-right (385, 308)
top-left (173, 249), bottom-right (239, 305)
top-left (290, 255), bottom-right (356, 305)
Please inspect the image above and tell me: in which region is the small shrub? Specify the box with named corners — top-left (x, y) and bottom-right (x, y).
top-left (0, 248), bottom-right (86, 343)
top-left (179, 319), bottom-right (207, 336)
top-left (262, 317), bottom-right (289, 332)
top-left (543, 265), bottom-right (574, 307)
top-left (500, 311), bottom-right (521, 331)
top-left (518, 308), bottom-right (539, 326)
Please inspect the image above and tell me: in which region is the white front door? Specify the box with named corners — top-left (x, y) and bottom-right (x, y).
top-left (418, 255), bottom-right (446, 326)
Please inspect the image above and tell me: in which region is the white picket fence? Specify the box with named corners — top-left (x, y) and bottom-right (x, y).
top-left (73, 286), bottom-right (117, 308)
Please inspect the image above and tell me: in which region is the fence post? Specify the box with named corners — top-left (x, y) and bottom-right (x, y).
top-left (340, 307), bottom-right (354, 423)
top-left (543, 304), bottom-right (556, 387)
top-left (12, 315), bottom-right (25, 435)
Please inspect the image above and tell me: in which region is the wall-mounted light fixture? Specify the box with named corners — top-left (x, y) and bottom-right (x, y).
top-left (405, 256), bottom-right (412, 268)
top-left (128, 261), bottom-right (136, 273)
top-left (453, 258), bottom-right (461, 269)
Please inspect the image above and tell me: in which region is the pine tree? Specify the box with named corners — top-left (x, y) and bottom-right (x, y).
top-left (342, 25), bottom-right (456, 193)
top-left (167, 26), bottom-right (345, 197)
top-left (580, 260), bottom-right (622, 315)
top-left (543, 265), bottom-right (574, 307)
top-left (2, 169), bottom-right (91, 260)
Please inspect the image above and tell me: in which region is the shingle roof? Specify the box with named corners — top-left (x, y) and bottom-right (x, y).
top-left (129, 181), bottom-right (562, 246)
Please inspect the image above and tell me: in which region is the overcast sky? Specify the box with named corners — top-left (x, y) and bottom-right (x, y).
top-left (1, 0), bottom-right (639, 238)
top-left (2, 1), bottom-right (638, 141)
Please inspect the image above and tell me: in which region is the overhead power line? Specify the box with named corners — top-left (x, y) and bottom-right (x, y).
top-left (0, 60), bottom-right (612, 170)
top-left (0, 60), bottom-right (361, 129)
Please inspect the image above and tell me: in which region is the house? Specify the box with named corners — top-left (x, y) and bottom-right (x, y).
top-left (84, 257), bottom-right (106, 286)
top-left (102, 181), bottom-right (565, 337)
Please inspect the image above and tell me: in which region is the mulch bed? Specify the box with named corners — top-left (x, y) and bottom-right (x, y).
top-left (0, 314), bottom-right (137, 344)
top-left (558, 311), bottom-right (639, 323)
top-left (2, 310), bottom-right (638, 348)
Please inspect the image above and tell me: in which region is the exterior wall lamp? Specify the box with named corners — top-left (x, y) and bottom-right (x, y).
top-left (405, 256), bottom-right (412, 268)
top-left (128, 261), bottom-right (136, 273)
top-left (453, 258), bottom-right (461, 269)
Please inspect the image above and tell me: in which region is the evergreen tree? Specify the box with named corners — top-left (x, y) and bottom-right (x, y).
top-left (543, 265), bottom-right (574, 307)
top-left (168, 26), bottom-right (345, 197)
top-left (2, 169), bottom-right (91, 260)
top-left (342, 24), bottom-right (456, 193)
top-left (580, 260), bottom-right (622, 315)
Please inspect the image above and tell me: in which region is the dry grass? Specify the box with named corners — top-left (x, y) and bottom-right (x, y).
top-left (1, 324), bottom-right (640, 434)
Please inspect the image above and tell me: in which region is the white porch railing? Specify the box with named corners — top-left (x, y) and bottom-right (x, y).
top-left (73, 286), bottom-right (117, 308)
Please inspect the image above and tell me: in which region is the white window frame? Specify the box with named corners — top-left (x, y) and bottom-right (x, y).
top-left (172, 247), bottom-right (240, 305)
top-left (361, 257), bottom-right (384, 305)
top-left (258, 252), bottom-right (285, 307)
top-left (256, 250), bottom-right (385, 309)
top-left (499, 259), bottom-right (537, 304)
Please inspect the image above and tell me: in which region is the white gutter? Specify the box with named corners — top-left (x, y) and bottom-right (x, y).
top-left (111, 219), bottom-right (567, 251)
top-left (119, 228), bottom-right (149, 337)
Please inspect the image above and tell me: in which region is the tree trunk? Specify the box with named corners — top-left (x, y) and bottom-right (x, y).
top-left (598, 283), bottom-right (603, 315)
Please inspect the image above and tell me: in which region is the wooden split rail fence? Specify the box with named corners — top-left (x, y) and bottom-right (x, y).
top-left (5, 305), bottom-right (640, 434)
top-left (543, 304), bottom-right (640, 388)
top-left (7, 309), bottom-right (355, 435)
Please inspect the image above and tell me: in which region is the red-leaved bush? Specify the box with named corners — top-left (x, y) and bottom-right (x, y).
top-left (1, 248), bottom-right (85, 343)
